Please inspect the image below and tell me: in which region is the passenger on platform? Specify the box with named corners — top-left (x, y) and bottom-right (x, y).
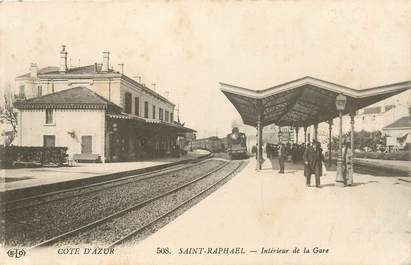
top-left (343, 142), bottom-right (354, 186)
top-left (291, 143), bottom-right (298, 163)
top-left (299, 143), bottom-right (306, 161)
top-left (278, 143), bottom-right (287, 174)
top-left (286, 142), bottom-right (292, 162)
top-left (303, 141), bottom-right (324, 187)
top-left (266, 143), bottom-right (271, 159)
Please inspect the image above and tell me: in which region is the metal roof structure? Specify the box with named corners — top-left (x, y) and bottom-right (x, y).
top-left (220, 76), bottom-right (411, 127)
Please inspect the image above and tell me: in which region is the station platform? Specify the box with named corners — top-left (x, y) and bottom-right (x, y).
top-left (0, 150), bottom-right (210, 192)
top-left (123, 157), bottom-right (410, 265)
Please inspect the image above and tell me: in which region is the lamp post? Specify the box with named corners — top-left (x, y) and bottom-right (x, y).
top-left (335, 94), bottom-right (347, 187)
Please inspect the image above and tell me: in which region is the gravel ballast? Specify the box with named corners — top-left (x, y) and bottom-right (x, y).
top-left (3, 159), bottom-right (225, 246)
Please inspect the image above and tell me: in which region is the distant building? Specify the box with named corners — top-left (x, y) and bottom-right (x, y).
top-left (262, 124), bottom-right (279, 144)
top-left (14, 46), bottom-right (195, 162)
top-left (383, 114), bottom-right (411, 150)
top-left (351, 89), bottom-right (410, 132)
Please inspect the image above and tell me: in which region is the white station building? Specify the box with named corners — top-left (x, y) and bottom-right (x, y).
top-left (14, 46), bottom-right (195, 162)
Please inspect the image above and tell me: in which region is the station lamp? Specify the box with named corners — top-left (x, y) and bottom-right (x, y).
top-left (335, 94), bottom-right (347, 186)
top-left (335, 94), bottom-right (347, 111)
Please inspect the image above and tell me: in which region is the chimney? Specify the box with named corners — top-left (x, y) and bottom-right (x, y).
top-left (59, 45), bottom-right (68, 73)
top-left (118, 63), bottom-right (124, 74)
top-left (30, 63), bottom-right (38, 79)
top-left (102, 51), bottom-right (110, 72)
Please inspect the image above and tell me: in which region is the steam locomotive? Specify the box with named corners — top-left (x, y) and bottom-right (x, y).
top-left (226, 127), bottom-right (248, 159)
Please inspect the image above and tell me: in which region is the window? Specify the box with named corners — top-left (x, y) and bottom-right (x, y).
top-left (45, 109), bottom-right (54, 124)
top-left (81, 136), bottom-right (93, 154)
top-left (165, 111), bottom-right (169, 122)
top-left (152, 105), bottom-right (156, 119)
top-left (19, 85), bottom-right (25, 97)
top-left (134, 97), bottom-right (140, 116)
top-left (43, 135), bottom-right (55, 147)
top-left (37, 86), bottom-right (42, 97)
top-left (144, 101), bottom-right (149, 118)
top-left (124, 92), bottom-right (132, 114)
top-left (170, 112), bottom-right (174, 123)
top-left (385, 104), bottom-right (395, 112)
top-left (363, 106), bottom-right (381, 114)
top-left (159, 108), bottom-right (164, 120)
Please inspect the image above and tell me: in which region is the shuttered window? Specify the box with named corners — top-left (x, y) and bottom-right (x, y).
top-left (43, 135), bottom-right (55, 147)
top-left (135, 97), bottom-right (140, 116)
top-left (144, 101), bottom-right (149, 118)
top-left (165, 111), bottom-right (169, 122)
top-left (124, 92), bottom-right (132, 114)
top-left (45, 109), bottom-right (54, 124)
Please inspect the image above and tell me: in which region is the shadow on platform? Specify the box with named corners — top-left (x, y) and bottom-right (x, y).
top-left (256, 157), bottom-right (383, 189)
top-left (261, 157), bottom-right (336, 172)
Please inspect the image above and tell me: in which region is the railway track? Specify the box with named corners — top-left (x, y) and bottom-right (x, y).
top-left (1, 153), bottom-right (213, 203)
top-left (3, 159), bottom-right (225, 246)
top-left (30, 160), bottom-right (245, 248)
top-left (109, 160), bottom-right (246, 247)
top-left (3, 157), bottom-right (211, 211)
top-left (354, 163), bottom-right (409, 177)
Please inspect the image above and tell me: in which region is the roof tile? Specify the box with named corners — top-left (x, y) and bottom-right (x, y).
top-left (14, 86), bottom-right (122, 113)
top-left (384, 116), bottom-right (411, 129)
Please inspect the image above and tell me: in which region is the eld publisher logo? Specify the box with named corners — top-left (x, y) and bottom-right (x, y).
top-left (7, 248), bottom-right (26, 258)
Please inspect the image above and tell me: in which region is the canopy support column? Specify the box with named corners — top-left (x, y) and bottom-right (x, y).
top-left (314, 122), bottom-right (318, 141)
top-left (295, 127), bottom-right (299, 144)
top-left (304, 126), bottom-right (307, 144)
top-left (256, 100), bottom-right (264, 171)
top-left (328, 119), bottom-right (333, 167)
top-left (347, 112), bottom-right (355, 185)
top-left (256, 120), bottom-right (263, 170)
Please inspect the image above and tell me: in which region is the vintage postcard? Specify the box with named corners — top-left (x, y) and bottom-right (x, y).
top-left (0, 1), bottom-right (410, 265)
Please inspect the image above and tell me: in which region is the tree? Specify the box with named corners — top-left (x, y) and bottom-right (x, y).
top-left (331, 130), bottom-right (386, 152)
top-left (0, 89), bottom-right (18, 145)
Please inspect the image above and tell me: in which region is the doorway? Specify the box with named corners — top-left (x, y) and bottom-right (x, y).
top-left (81, 136), bottom-right (92, 154)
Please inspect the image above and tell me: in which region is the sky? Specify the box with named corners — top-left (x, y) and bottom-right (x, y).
top-left (0, 0), bottom-right (410, 138)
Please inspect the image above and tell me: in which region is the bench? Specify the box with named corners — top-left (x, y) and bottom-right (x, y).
top-left (73, 154), bottom-right (101, 163)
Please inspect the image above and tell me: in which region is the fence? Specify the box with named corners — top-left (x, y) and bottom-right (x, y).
top-left (1, 146), bottom-right (68, 167)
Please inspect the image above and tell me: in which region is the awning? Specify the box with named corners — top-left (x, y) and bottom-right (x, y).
top-left (144, 118), bottom-right (197, 133)
top-left (106, 113), bottom-right (196, 133)
top-left (106, 113), bottom-right (145, 122)
top-left (220, 77), bottom-right (411, 127)
top-left (397, 132), bottom-right (409, 141)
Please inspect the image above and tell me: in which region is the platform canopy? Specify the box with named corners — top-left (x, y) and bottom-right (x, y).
top-left (220, 76), bottom-right (411, 127)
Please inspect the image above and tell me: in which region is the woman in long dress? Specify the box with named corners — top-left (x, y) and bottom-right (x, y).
top-left (343, 142), bottom-right (354, 186)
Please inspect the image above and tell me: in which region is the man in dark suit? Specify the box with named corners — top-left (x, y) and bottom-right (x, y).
top-left (303, 141), bottom-right (324, 187)
top-left (278, 143), bottom-right (286, 173)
